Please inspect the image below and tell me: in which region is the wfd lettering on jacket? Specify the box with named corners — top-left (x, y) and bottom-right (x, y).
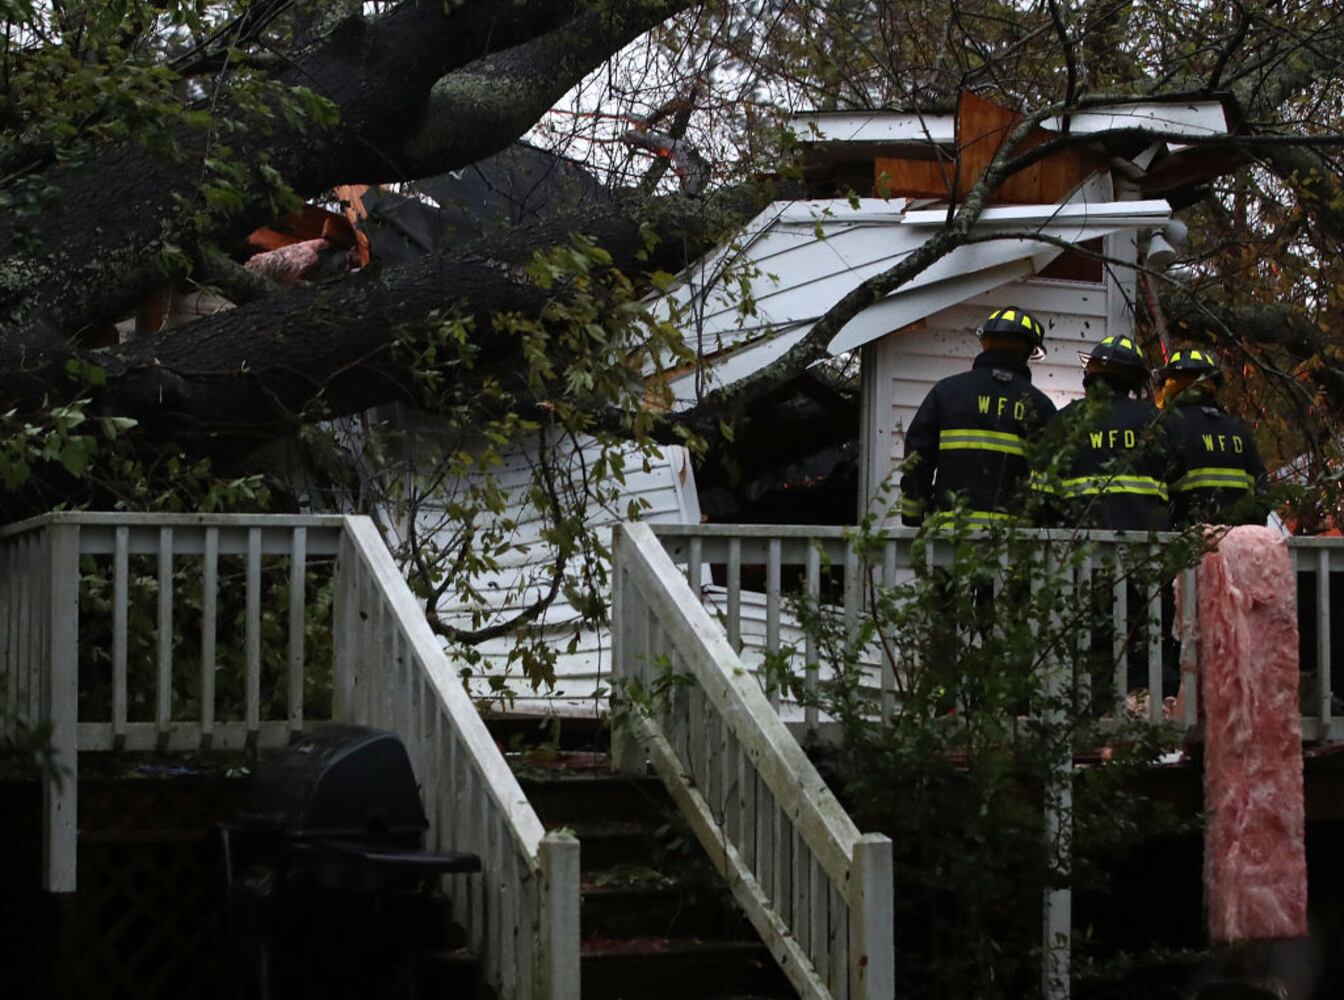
top-left (1202, 433), bottom-right (1246, 454)
top-left (976, 395), bottom-right (1028, 420)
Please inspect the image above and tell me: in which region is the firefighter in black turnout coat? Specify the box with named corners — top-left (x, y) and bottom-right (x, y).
top-left (1038, 336), bottom-right (1170, 531)
top-left (900, 307), bottom-right (1057, 527)
top-left (1157, 349), bottom-right (1267, 526)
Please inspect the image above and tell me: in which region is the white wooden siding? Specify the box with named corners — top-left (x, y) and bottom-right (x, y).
top-left (407, 437), bottom-right (700, 715)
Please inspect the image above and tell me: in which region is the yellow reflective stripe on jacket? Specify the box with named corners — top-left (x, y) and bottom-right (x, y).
top-left (1173, 467), bottom-right (1255, 492)
top-left (927, 510), bottom-right (1015, 527)
top-left (1060, 475), bottom-right (1169, 500)
top-left (1029, 472), bottom-right (1056, 494)
top-left (938, 428), bottom-right (1026, 457)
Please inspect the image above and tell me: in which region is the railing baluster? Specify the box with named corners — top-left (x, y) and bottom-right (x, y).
top-left (1112, 557), bottom-right (1128, 715)
top-left (767, 537), bottom-right (781, 710)
top-left (245, 527), bottom-right (262, 743)
top-left (1146, 544), bottom-right (1163, 722)
top-left (810, 854), bottom-right (828, 987)
top-left (828, 881), bottom-right (848, 999)
top-left (1319, 549), bottom-right (1332, 728)
top-left (18, 536), bottom-right (34, 728)
top-left (287, 526), bottom-right (307, 736)
top-left (756, 781), bottom-right (775, 903)
top-left (156, 527), bottom-right (174, 744)
top-left (112, 526), bottom-right (129, 748)
top-left (0, 542), bottom-right (11, 740)
top-left (1181, 565), bottom-right (1199, 729)
top-left (772, 803), bottom-right (790, 925)
top-left (1076, 554), bottom-right (1092, 714)
top-left (843, 541), bottom-right (860, 646)
top-left (201, 528), bottom-right (218, 747)
top-left (727, 536), bottom-right (742, 653)
top-left (45, 523), bottom-right (79, 893)
top-left (722, 728), bottom-right (740, 849)
top-left (791, 826), bottom-right (808, 959)
top-left (806, 543), bottom-right (821, 729)
top-left (687, 534), bottom-right (702, 598)
top-left (739, 758), bottom-right (756, 873)
top-left (880, 540), bottom-right (897, 722)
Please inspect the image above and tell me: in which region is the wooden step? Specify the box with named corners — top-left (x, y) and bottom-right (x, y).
top-left (516, 770), bottom-right (672, 829)
top-left (581, 883), bottom-right (754, 940)
top-left (580, 938), bottom-right (794, 1000)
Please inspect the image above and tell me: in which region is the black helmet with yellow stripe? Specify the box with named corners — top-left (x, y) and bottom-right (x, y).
top-left (1079, 335), bottom-right (1149, 390)
top-left (1157, 347), bottom-right (1222, 386)
top-left (979, 306), bottom-right (1046, 360)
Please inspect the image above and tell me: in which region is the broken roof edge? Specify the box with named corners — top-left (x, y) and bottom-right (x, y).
top-left (788, 91), bottom-right (1238, 146)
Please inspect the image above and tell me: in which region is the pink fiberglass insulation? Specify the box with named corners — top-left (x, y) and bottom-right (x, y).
top-left (1197, 525), bottom-right (1307, 943)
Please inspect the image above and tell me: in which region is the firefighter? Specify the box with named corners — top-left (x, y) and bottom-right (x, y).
top-left (1038, 335), bottom-right (1170, 531)
top-left (899, 306), bottom-right (1057, 527)
top-left (1157, 349), bottom-right (1268, 527)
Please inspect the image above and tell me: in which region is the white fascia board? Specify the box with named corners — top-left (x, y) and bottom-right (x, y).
top-left (826, 258), bottom-right (1042, 355)
top-left (901, 199), bottom-right (1172, 228)
top-left (773, 198), bottom-right (910, 227)
top-left (1040, 101), bottom-right (1228, 138)
top-left (786, 111), bottom-right (956, 145)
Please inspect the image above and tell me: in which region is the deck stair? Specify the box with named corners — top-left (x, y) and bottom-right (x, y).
top-left (501, 720), bottom-right (795, 1000)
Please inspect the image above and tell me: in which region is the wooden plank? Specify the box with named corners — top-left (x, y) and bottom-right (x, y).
top-left (288, 527), bottom-right (307, 735)
top-left (201, 528), bottom-right (218, 745)
top-left (1147, 546), bottom-right (1162, 721)
top-left (156, 527), bottom-right (174, 743)
top-left (25, 510), bottom-right (347, 530)
top-left (809, 854), bottom-right (829, 986)
top-left (688, 535), bottom-right (702, 596)
top-left (728, 537), bottom-right (742, 653)
top-left (44, 524), bottom-right (79, 893)
top-left (609, 543), bottom-right (644, 775)
top-left (849, 834), bottom-right (895, 1000)
top-left (1075, 556), bottom-right (1092, 713)
top-left (1113, 565), bottom-right (1127, 713)
top-left (1319, 550), bottom-right (1332, 726)
top-left (756, 773), bottom-right (775, 902)
top-left (879, 543), bottom-right (895, 722)
top-left (78, 719), bottom-right (302, 752)
top-left (245, 527), bottom-right (262, 741)
top-left (874, 155), bottom-right (954, 200)
top-left (538, 833), bottom-right (581, 1000)
top-left (767, 537), bottom-right (782, 710)
top-left (0, 544), bottom-right (11, 740)
top-left (772, 802), bottom-right (790, 927)
top-left (112, 526), bottom-right (129, 747)
top-left (792, 826), bottom-right (809, 959)
top-left (828, 881), bottom-right (848, 999)
top-left (1181, 566), bottom-right (1199, 729)
top-left (330, 532), bottom-right (358, 722)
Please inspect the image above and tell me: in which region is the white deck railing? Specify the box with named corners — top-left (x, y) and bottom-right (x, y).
top-left (0, 512), bottom-right (578, 1000)
top-left (625, 522), bottom-right (1344, 1000)
top-left (612, 521), bottom-right (894, 1000)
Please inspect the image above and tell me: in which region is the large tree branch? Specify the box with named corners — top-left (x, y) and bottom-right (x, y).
top-left (0, 0), bottom-right (684, 350)
top-left (389, 1), bottom-right (695, 179)
top-left (0, 183), bottom-right (780, 450)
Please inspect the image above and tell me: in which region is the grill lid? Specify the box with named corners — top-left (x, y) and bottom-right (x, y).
top-left (242, 724), bottom-right (428, 842)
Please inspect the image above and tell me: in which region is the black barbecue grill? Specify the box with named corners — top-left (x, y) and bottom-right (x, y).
top-left (222, 725), bottom-right (480, 999)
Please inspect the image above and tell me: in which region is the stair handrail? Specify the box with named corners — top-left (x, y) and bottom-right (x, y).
top-left (333, 515), bottom-right (579, 1000)
top-left (611, 520), bottom-right (894, 1000)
